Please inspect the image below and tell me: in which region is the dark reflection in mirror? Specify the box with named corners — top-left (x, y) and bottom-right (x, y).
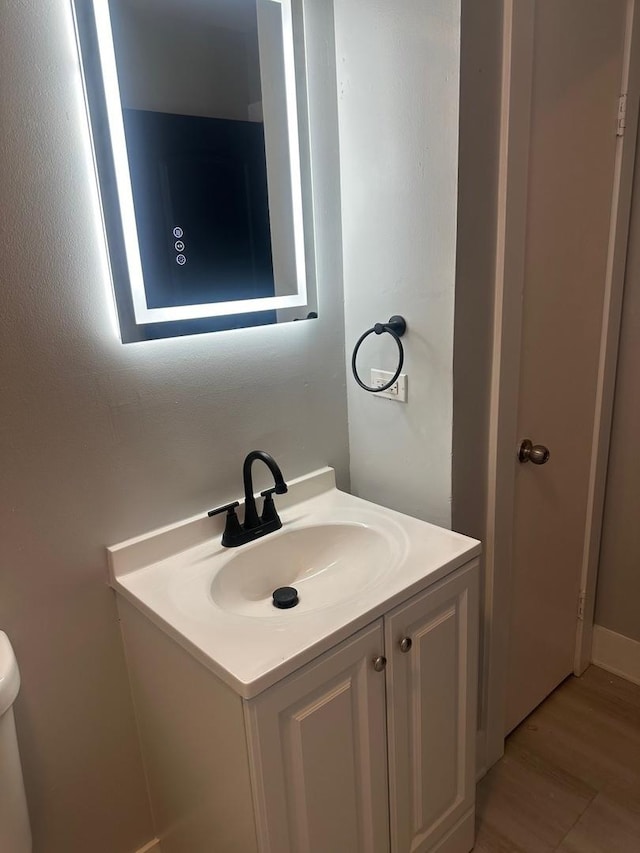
top-left (111, 0), bottom-right (278, 313)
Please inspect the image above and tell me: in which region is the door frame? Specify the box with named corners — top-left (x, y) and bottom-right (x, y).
top-left (481, 0), bottom-right (640, 771)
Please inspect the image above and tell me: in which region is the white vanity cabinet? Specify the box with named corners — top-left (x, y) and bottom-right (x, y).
top-left (113, 470), bottom-right (481, 852)
top-left (244, 561), bottom-right (478, 853)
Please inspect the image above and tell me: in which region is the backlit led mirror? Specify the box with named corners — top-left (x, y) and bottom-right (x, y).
top-left (72, 0), bottom-right (317, 342)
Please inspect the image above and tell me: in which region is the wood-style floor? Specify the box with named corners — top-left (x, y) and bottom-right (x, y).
top-left (474, 666), bottom-right (640, 852)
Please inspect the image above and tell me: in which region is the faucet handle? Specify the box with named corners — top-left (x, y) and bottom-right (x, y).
top-left (207, 501), bottom-right (240, 518)
top-left (260, 489), bottom-right (283, 526)
top-left (208, 502), bottom-right (244, 547)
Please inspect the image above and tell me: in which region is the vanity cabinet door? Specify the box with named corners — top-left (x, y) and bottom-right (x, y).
top-left (385, 562), bottom-right (479, 853)
top-left (244, 620), bottom-right (390, 853)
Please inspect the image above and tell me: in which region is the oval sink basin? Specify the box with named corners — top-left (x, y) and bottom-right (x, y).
top-left (210, 522), bottom-right (401, 618)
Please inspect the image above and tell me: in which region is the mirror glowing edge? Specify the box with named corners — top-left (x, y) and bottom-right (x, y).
top-left (72, 0), bottom-right (317, 342)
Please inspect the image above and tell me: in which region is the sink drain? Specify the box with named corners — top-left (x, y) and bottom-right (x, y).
top-left (272, 586), bottom-right (299, 609)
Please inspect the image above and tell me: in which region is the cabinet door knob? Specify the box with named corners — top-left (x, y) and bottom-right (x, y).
top-left (372, 655), bottom-right (387, 672)
top-left (399, 637), bottom-right (412, 653)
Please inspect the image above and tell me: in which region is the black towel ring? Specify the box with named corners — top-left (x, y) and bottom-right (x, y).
top-left (351, 315), bottom-right (407, 393)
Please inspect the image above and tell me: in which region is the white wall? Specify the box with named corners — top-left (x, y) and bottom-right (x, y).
top-left (335, 0), bottom-right (461, 528)
top-left (452, 0), bottom-right (501, 547)
top-left (453, 0), bottom-right (503, 740)
top-left (0, 1), bottom-right (348, 851)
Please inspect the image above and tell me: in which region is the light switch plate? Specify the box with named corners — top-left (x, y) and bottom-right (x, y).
top-left (370, 369), bottom-right (408, 402)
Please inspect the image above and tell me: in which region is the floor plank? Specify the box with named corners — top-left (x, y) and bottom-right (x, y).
top-left (475, 666), bottom-right (640, 852)
top-left (557, 793), bottom-right (640, 853)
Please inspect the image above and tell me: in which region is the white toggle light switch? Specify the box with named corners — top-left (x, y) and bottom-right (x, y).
top-left (370, 369), bottom-right (408, 402)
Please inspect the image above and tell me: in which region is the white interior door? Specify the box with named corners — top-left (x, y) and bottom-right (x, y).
top-left (505, 0), bottom-right (631, 733)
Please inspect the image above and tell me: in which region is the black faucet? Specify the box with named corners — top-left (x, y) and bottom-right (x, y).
top-left (208, 451), bottom-right (288, 547)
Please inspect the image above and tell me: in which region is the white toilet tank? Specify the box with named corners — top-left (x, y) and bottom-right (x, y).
top-left (0, 632), bottom-right (32, 853)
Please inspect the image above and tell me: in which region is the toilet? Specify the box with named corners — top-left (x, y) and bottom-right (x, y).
top-left (0, 632), bottom-right (32, 853)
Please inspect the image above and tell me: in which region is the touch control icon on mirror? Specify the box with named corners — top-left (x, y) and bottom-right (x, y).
top-left (173, 228), bottom-right (187, 265)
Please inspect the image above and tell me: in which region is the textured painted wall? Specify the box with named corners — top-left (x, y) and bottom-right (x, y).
top-left (335, 0), bottom-right (461, 529)
top-left (453, 0), bottom-right (501, 551)
top-left (453, 0), bottom-right (503, 734)
top-left (596, 140), bottom-right (640, 644)
top-left (0, 2), bottom-right (349, 851)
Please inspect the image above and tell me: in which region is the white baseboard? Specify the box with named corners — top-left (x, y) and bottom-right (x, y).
top-left (592, 625), bottom-right (640, 686)
top-left (135, 840), bottom-right (161, 853)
